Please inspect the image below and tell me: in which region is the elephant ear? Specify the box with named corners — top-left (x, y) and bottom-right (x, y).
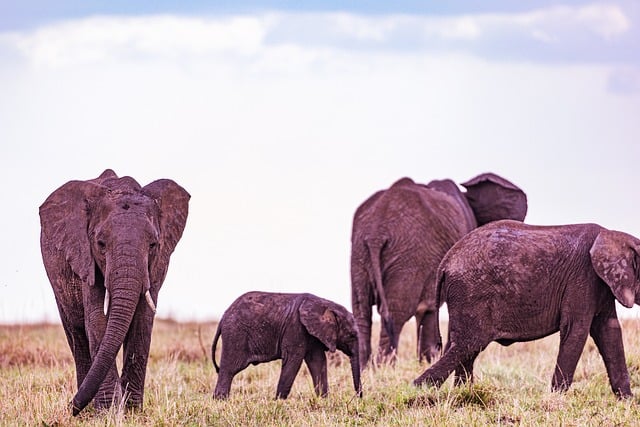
top-left (590, 229), bottom-right (640, 308)
top-left (142, 179), bottom-right (190, 288)
top-left (461, 173), bottom-right (527, 226)
top-left (39, 174), bottom-right (110, 287)
top-left (299, 298), bottom-right (338, 352)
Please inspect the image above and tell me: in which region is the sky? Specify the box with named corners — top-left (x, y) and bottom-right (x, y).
top-left (0, 1), bottom-right (639, 324)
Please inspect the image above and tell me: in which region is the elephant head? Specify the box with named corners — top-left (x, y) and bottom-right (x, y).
top-left (590, 229), bottom-right (640, 308)
top-left (39, 169), bottom-right (189, 414)
top-left (461, 173), bottom-right (527, 226)
top-left (299, 299), bottom-right (362, 397)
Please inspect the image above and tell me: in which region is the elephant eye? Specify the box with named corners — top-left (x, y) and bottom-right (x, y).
top-left (149, 242), bottom-right (158, 250)
top-left (97, 240), bottom-right (106, 249)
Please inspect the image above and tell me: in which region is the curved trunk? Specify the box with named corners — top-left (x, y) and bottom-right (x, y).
top-left (350, 350), bottom-right (362, 397)
top-left (72, 289), bottom-right (139, 415)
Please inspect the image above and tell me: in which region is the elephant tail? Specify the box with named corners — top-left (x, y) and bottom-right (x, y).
top-left (211, 323), bottom-right (222, 374)
top-left (436, 266), bottom-right (447, 309)
top-left (366, 239), bottom-right (396, 348)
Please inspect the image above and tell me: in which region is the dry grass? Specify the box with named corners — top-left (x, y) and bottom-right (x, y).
top-left (3, 317), bottom-right (640, 426)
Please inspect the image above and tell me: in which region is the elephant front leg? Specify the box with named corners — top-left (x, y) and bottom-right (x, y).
top-left (276, 351), bottom-right (305, 399)
top-left (121, 303), bottom-right (155, 410)
top-left (551, 318), bottom-right (590, 393)
top-left (590, 313), bottom-right (632, 398)
top-left (304, 348), bottom-right (328, 397)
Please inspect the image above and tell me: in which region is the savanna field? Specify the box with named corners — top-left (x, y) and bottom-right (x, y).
top-left (4, 318), bottom-right (640, 426)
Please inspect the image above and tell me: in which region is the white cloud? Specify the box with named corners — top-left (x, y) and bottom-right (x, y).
top-left (0, 4), bottom-right (633, 69)
top-left (577, 4), bottom-right (630, 39)
top-left (2, 15), bottom-right (272, 67)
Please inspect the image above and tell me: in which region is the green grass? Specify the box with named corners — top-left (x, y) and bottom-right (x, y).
top-left (3, 319), bottom-right (640, 426)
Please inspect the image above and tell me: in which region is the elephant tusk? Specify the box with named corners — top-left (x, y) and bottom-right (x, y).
top-left (104, 289), bottom-right (109, 315)
top-left (145, 290), bottom-right (156, 314)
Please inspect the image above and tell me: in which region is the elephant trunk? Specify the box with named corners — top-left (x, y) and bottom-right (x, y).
top-left (350, 349), bottom-right (362, 397)
top-left (72, 255), bottom-right (147, 416)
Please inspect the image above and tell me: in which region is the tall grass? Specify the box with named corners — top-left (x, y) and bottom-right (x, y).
top-left (2, 318), bottom-right (640, 426)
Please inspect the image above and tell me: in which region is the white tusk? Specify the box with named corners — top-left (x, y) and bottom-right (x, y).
top-left (104, 288), bottom-right (110, 315)
top-left (145, 290), bottom-right (156, 314)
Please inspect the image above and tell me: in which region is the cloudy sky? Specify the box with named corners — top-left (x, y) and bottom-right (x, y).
top-left (1, 1), bottom-right (639, 323)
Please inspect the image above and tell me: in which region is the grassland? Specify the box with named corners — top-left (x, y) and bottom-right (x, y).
top-left (3, 318), bottom-right (640, 426)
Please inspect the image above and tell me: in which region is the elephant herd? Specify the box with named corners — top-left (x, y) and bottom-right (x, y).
top-left (39, 169), bottom-right (640, 416)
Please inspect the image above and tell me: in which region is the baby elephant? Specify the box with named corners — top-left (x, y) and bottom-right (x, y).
top-left (414, 220), bottom-right (640, 398)
top-left (212, 291), bottom-right (362, 399)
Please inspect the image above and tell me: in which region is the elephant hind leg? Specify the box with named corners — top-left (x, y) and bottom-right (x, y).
top-left (213, 349), bottom-right (250, 399)
top-left (414, 326), bottom-right (488, 389)
top-left (454, 351), bottom-right (480, 385)
top-left (376, 310), bottom-right (409, 365)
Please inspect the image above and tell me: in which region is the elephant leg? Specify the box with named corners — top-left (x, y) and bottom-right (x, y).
top-left (276, 351), bottom-right (305, 399)
top-left (213, 348), bottom-right (250, 399)
top-left (351, 268), bottom-right (373, 368)
top-left (214, 368), bottom-right (238, 399)
top-left (121, 301), bottom-right (156, 410)
top-left (304, 348), bottom-right (328, 397)
top-left (454, 352), bottom-right (479, 385)
top-left (590, 313), bottom-right (632, 397)
top-left (416, 309), bottom-right (441, 363)
top-left (55, 296), bottom-right (92, 389)
top-left (414, 341), bottom-right (470, 388)
top-left (376, 309), bottom-right (407, 365)
top-left (551, 317), bottom-right (590, 393)
top-left (414, 321), bottom-right (486, 388)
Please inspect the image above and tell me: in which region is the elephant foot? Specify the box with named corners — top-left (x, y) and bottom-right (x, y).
top-left (213, 390), bottom-right (230, 400)
top-left (413, 370), bottom-right (445, 388)
top-left (614, 386), bottom-right (633, 399)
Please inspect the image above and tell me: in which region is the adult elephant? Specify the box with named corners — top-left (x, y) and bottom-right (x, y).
top-left (414, 220), bottom-right (638, 398)
top-left (40, 169), bottom-right (190, 415)
top-left (351, 173), bottom-right (527, 367)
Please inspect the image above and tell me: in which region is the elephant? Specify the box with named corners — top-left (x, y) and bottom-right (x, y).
top-left (212, 291), bottom-right (362, 399)
top-left (350, 173), bottom-right (527, 367)
top-left (413, 220), bottom-right (639, 398)
top-left (39, 169), bottom-right (190, 415)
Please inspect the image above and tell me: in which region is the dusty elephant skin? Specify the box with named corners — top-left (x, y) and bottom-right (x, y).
top-left (212, 292), bottom-right (362, 399)
top-left (39, 169), bottom-right (190, 415)
top-left (350, 173), bottom-right (527, 367)
top-left (414, 220), bottom-right (639, 398)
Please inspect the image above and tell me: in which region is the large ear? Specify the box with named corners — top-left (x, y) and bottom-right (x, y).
top-left (590, 229), bottom-right (640, 308)
top-left (461, 173), bottom-right (527, 226)
top-left (142, 179), bottom-right (190, 288)
top-left (39, 177), bottom-right (107, 287)
top-left (299, 298), bottom-right (337, 352)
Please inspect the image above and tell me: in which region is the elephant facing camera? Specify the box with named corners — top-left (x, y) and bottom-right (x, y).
top-left (39, 169), bottom-right (190, 415)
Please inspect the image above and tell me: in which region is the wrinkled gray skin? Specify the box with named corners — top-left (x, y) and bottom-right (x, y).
top-left (351, 173), bottom-right (527, 367)
top-left (414, 220), bottom-right (638, 398)
top-left (212, 292), bottom-right (362, 399)
top-left (40, 169), bottom-right (189, 415)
